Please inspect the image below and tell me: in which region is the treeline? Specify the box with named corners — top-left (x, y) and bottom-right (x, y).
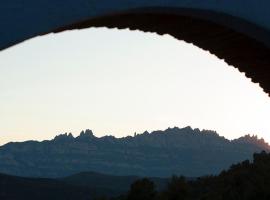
top-left (99, 151), bottom-right (270, 200)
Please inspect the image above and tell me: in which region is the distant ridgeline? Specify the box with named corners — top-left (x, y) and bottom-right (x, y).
top-left (0, 127), bottom-right (269, 178)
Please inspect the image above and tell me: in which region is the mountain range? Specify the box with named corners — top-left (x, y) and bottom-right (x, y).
top-left (0, 127), bottom-right (269, 178)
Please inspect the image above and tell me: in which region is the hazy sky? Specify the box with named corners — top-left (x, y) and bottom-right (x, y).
top-left (0, 28), bottom-right (269, 145)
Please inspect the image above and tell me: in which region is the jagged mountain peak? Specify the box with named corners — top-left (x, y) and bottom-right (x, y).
top-left (233, 134), bottom-right (270, 149)
top-left (54, 132), bottom-right (74, 141)
top-left (53, 129), bottom-right (97, 142)
top-left (77, 129), bottom-right (95, 138)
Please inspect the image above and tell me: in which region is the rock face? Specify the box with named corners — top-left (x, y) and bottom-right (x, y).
top-left (0, 127), bottom-right (269, 178)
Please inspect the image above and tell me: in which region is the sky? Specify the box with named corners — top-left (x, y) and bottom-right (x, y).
top-left (0, 28), bottom-right (270, 145)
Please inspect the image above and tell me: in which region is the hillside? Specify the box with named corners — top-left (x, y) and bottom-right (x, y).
top-left (61, 171), bottom-right (168, 193)
top-left (0, 127), bottom-right (269, 178)
top-left (0, 173), bottom-right (95, 200)
top-left (0, 171), bottom-right (167, 200)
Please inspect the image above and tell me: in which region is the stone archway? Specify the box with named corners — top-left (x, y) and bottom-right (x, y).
top-left (1, 1), bottom-right (270, 94)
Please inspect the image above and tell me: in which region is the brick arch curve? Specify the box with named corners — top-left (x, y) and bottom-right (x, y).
top-left (1, 1), bottom-right (270, 95)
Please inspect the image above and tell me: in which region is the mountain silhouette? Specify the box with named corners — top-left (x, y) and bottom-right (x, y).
top-left (0, 127), bottom-right (269, 178)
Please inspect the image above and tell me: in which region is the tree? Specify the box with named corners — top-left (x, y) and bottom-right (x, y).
top-left (127, 178), bottom-right (156, 200)
top-left (165, 176), bottom-right (190, 200)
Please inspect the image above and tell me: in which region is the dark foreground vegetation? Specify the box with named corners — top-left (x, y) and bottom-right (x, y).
top-left (0, 151), bottom-right (269, 200)
top-left (109, 151), bottom-right (270, 200)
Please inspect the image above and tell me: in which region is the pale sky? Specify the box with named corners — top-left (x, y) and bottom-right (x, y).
top-left (0, 28), bottom-right (269, 145)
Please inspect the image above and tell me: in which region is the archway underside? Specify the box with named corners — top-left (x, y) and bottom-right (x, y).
top-left (53, 12), bottom-right (270, 96)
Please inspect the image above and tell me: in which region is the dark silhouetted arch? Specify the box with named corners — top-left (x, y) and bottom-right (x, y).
top-left (0, 1), bottom-right (270, 95)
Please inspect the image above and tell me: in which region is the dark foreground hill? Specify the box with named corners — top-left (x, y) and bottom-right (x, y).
top-left (0, 173), bottom-right (97, 200)
top-left (61, 171), bottom-right (169, 193)
top-left (0, 127), bottom-right (269, 178)
top-left (0, 171), bottom-right (168, 200)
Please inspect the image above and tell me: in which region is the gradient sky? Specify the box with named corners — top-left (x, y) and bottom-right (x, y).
top-left (0, 28), bottom-right (270, 145)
